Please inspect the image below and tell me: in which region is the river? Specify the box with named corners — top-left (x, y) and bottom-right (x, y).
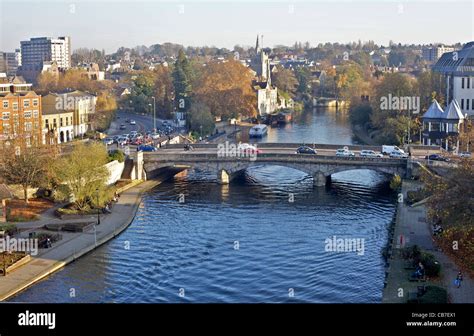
top-left (9, 108), bottom-right (397, 303)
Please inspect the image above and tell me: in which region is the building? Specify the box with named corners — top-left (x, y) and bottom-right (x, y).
top-left (432, 42), bottom-right (474, 117)
top-left (0, 77), bottom-right (42, 148)
top-left (251, 35), bottom-right (278, 116)
top-left (0, 51), bottom-right (20, 76)
top-left (421, 99), bottom-right (465, 150)
top-left (41, 95), bottom-right (74, 144)
top-left (19, 36), bottom-right (71, 82)
top-left (42, 90), bottom-right (96, 138)
top-left (79, 63), bottom-right (105, 81)
top-left (422, 45), bottom-right (455, 63)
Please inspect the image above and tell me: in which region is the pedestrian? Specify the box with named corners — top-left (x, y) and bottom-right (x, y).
top-left (455, 271), bottom-right (463, 288)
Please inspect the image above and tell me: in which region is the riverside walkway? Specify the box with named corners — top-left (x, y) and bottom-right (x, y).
top-left (0, 180), bottom-right (159, 301)
top-left (382, 180), bottom-right (474, 303)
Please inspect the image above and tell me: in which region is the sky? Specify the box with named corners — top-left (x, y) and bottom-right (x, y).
top-left (0, 0), bottom-right (473, 53)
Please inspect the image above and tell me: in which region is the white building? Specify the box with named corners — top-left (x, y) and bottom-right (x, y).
top-left (251, 35), bottom-right (278, 116)
top-left (422, 45), bottom-right (455, 63)
top-left (433, 42), bottom-right (474, 117)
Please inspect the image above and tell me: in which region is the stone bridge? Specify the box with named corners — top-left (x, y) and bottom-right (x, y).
top-left (142, 144), bottom-right (408, 186)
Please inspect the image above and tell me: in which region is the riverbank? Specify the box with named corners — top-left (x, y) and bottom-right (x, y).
top-left (351, 124), bottom-right (378, 146)
top-left (0, 179), bottom-right (162, 302)
top-left (382, 180), bottom-right (474, 303)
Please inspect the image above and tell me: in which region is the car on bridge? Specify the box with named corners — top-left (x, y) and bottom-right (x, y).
top-left (360, 150), bottom-right (383, 158)
top-left (425, 154), bottom-right (450, 162)
top-left (119, 124), bottom-right (126, 130)
top-left (296, 146), bottom-right (317, 155)
top-left (130, 120), bottom-right (136, 125)
top-left (336, 147), bottom-right (355, 157)
top-left (390, 151), bottom-right (408, 158)
top-left (138, 144), bottom-right (157, 152)
top-left (238, 143), bottom-right (262, 154)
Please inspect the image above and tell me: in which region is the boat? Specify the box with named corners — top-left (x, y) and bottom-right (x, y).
top-left (264, 110), bottom-right (292, 126)
top-left (249, 124), bottom-right (268, 138)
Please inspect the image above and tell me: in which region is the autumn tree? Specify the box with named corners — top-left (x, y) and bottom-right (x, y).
top-left (0, 143), bottom-right (49, 204)
top-left (273, 66), bottom-right (298, 98)
top-left (193, 60), bottom-right (257, 119)
top-left (53, 143), bottom-right (109, 211)
top-left (370, 73), bottom-right (418, 145)
top-left (423, 158), bottom-right (474, 228)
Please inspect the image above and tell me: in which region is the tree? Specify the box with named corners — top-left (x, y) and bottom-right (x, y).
top-left (188, 102), bottom-right (215, 135)
top-left (423, 158), bottom-right (474, 228)
top-left (173, 50), bottom-right (193, 112)
top-left (273, 66), bottom-right (298, 98)
top-left (54, 143), bottom-right (109, 211)
top-left (371, 73), bottom-right (417, 145)
top-left (193, 60), bottom-right (257, 119)
top-left (0, 144), bottom-right (49, 204)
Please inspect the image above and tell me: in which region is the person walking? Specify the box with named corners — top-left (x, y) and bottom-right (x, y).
top-left (455, 271), bottom-right (463, 288)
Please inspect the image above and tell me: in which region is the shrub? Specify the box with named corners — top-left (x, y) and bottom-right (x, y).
top-left (390, 174), bottom-right (402, 190)
top-left (418, 286), bottom-right (447, 304)
top-left (401, 245), bottom-right (421, 261)
top-left (419, 252), bottom-right (441, 277)
top-left (108, 150), bottom-right (125, 163)
top-left (0, 224), bottom-right (17, 235)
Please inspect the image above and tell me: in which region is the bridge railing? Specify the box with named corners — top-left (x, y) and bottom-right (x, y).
top-left (162, 142), bottom-right (384, 151)
top-left (144, 152), bottom-right (407, 165)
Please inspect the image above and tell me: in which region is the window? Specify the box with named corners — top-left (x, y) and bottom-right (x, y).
top-left (468, 99), bottom-right (471, 110)
top-left (2, 101), bottom-right (8, 109)
top-left (12, 102), bottom-right (18, 111)
top-left (32, 99), bottom-right (39, 107)
top-left (3, 124), bottom-right (10, 135)
top-left (23, 99), bottom-right (30, 108)
top-left (462, 77), bottom-right (465, 88)
top-left (45, 119), bottom-right (49, 129)
top-left (33, 110), bottom-right (39, 118)
top-left (461, 99), bottom-right (464, 109)
top-left (468, 78), bottom-right (471, 89)
top-left (2, 112), bottom-right (10, 120)
top-left (24, 111), bottom-right (32, 118)
top-left (60, 118), bottom-right (63, 127)
top-left (53, 119), bottom-right (57, 128)
top-left (34, 122), bottom-right (39, 129)
top-left (25, 122), bottom-right (32, 132)
top-left (472, 99), bottom-right (474, 110)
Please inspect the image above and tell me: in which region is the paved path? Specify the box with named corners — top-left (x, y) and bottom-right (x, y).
top-left (0, 180), bottom-right (160, 301)
top-left (383, 180), bottom-right (474, 303)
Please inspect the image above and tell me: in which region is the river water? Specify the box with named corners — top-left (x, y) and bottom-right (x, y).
top-left (9, 108), bottom-right (396, 303)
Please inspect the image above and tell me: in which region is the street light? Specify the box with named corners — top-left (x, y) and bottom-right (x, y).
top-left (96, 188), bottom-right (101, 226)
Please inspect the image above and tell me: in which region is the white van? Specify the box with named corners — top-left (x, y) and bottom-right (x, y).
top-left (382, 145), bottom-right (405, 156)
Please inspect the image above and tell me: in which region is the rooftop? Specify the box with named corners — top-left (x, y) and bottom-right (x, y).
top-left (432, 42), bottom-right (474, 76)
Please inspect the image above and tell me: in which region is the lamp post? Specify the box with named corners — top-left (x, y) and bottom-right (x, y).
top-left (152, 96), bottom-right (156, 132)
top-left (96, 188), bottom-right (101, 226)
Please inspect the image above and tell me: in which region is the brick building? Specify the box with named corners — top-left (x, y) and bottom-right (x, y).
top-left (0, 76), bottom-right (42, 149)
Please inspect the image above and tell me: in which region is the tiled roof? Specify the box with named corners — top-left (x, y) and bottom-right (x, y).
top-left (422, 100), bottom-right (444, 119)
top-left (432, 42), bottom-right (474, 76)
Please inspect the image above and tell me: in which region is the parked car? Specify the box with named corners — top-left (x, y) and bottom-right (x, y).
top-left (336, 148), bottom-right (355, 157)
top-left (119, 124), bottom-right (126, 130)
top-left (425, 154), bottom-right (450, 162)
top-left (150, 132), bottom-right (160, 139)
top-left (137, 144), bottom-right (157, 152)
top-left (130, 130), bottom-right (138, 137)
top-left (458, 151), bottom-right (472, 158)
top-left (390, 151), bottom-right (409, 158)
top-left (296, 146), bottom-right (317, 155)
top-left (102, 138), bottom-right (114, 145)
top-left (117, 137), bottom-right (128, 146)
top-left (360, 150), bottom-right (383, 158)
top-left (130, 120), bottom-right (136, 125)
